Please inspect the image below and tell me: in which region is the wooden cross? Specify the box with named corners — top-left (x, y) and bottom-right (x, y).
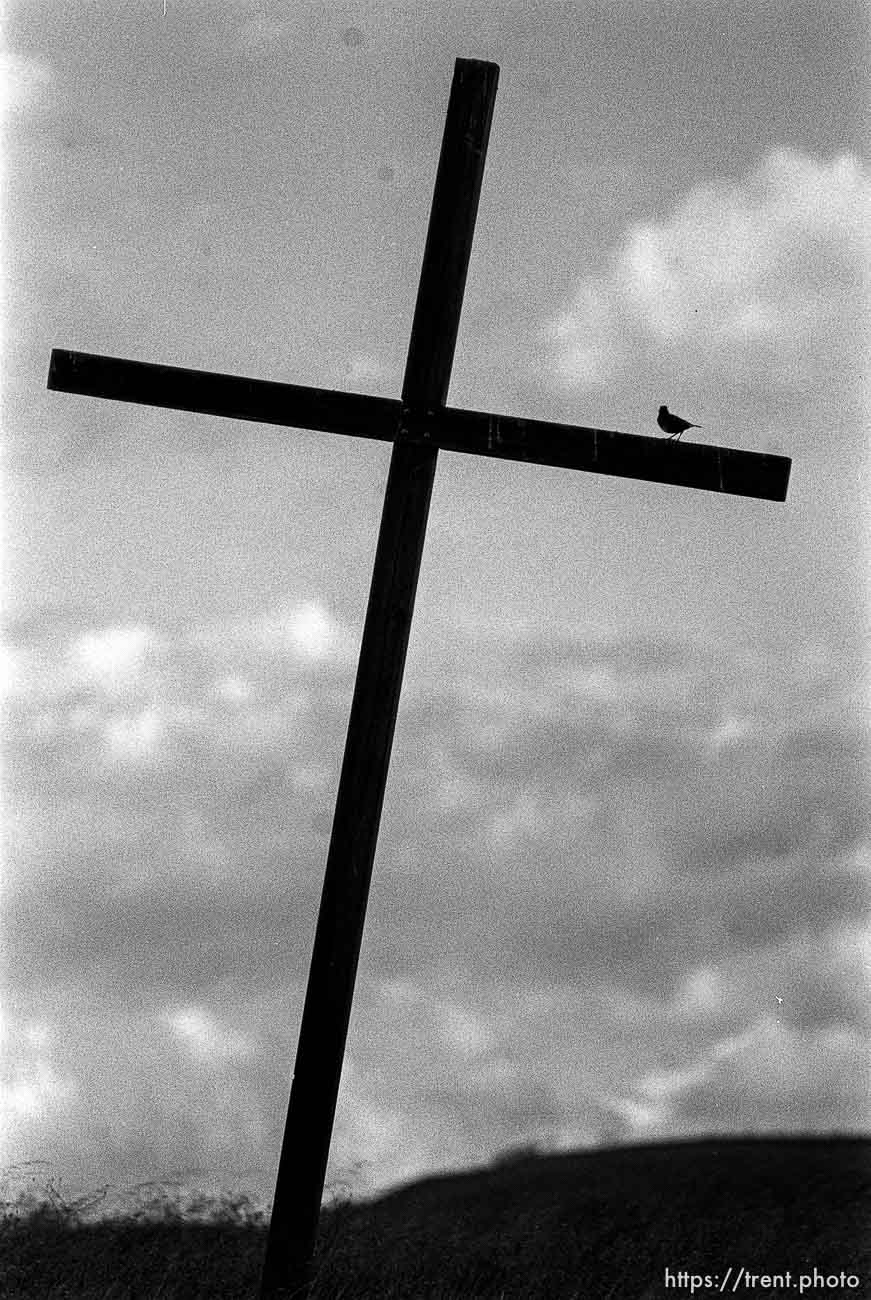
top-left (47, 58), bottom-right (790, 1299)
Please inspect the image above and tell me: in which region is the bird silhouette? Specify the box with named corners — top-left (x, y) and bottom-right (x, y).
top-left (657, 405), bottom-right (701, 440)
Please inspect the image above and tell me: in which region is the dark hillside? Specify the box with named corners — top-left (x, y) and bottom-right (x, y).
top-left (2, 1136), bottom-right (868, 1298)
top-left (357, 1136), bottom-right (870, 1298)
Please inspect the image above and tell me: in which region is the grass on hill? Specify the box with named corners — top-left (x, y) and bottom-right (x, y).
top-left (1, 1136), bottom-right (868, 1298)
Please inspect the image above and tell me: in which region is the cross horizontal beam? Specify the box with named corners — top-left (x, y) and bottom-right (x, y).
top-left (48, 347), bottom-right (791, 501)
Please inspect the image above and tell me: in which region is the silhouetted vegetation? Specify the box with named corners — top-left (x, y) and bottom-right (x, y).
top-left (2, 1137), bottom-right (868, 1298)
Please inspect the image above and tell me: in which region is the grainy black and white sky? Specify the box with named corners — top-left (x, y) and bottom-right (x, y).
top-left (3, 0), bottom-right (869, 1208)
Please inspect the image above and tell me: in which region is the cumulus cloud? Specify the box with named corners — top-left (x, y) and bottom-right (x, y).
top-left (545, 149), bottom-right (870, 398)
top-left (4, 607), bottom-right (868, 1195)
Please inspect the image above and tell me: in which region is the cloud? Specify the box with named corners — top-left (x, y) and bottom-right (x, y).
top-left (165, 1006), bottom-right (258, 1064)
top-left (636, 1016), bottom-right (870, 1137)
top-left (669, 923), bottom-right (871, 1035)
top-left (69, 625), bottom-right (161, 695)
top-left (345, 352), bottom-right (395, 389)
top-left (0, 1011), bottom-right (78, 1166)
top-left (10, 610), bottom-right (863, 1005)
top-left (381, 981), bottom-right (497, 1061)
top-left (548, 284), bottom-right (619, 389)
top-left (0, 51), bottom-right (53, 117)
top-left (192, 600), bottom-right (358, 667)
top-left (0, 994), bottom-right (283, 1201)
top-left (544, 149), bottom-right (870, 396)
top-left (4, 608), bottom-right (868, 1194)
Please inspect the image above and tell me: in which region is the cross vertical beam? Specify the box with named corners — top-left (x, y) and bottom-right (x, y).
top-left (44, 53), bottom-right (791, 1300)
top-left (258, 59), bottom-right (499, 1299)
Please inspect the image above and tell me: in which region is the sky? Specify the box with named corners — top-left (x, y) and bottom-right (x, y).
top-left (2, 0), bottom-right (869, 1214)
